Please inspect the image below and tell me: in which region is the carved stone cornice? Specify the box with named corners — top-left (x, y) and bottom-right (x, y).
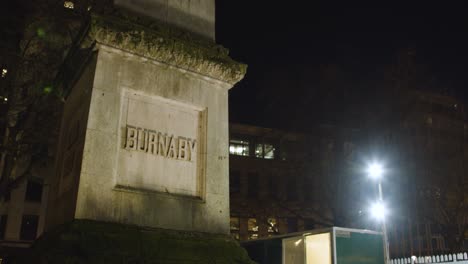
top-left (84, 14), bottom-right (246, 85)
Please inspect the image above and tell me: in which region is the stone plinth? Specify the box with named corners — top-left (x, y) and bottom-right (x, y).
top-left (45, 13), bottom-right (246, 237)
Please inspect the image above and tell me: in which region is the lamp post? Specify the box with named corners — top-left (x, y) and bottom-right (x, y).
top-left (367, 162), bottom-right (390, 264)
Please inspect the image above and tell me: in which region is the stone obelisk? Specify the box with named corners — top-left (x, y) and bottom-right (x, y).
top-left (21, 1), bottom-right (252, 263)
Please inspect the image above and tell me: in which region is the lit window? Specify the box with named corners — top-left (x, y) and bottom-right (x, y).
top-left (229, 139), bottom-right (249, 156)
top-left (267, 218), bottom-right (278, 234)
top-left (255, 143), bottom-right (275, 159)
top-left (255, 144), bottom-right (262, 157)
top-left (264, 144), bottom-right (275, 159)
top-left (248, 218), bottom-right (258, 240)
top-left (230, 217), bottom-right (240, 231)
top-left (64, 1), bottom-right (74, 9)
top-left (1, 68), bottom-right (7, 78)
top-left (229, 216), bottom-right (240, 239)
top-left (247, 218), bottom-right (258, 232)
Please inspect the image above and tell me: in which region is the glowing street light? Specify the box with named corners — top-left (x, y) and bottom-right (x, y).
top-left (367, 161), bottom-right (390, 264)
top-left (370, 201), bottom-right (386, 221)
top-left (367, 162), bottom-right (384, 179)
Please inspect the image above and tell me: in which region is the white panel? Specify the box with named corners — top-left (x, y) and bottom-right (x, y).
top-left (305, 233), bottom-right (332, 264)
top-left (283, 236), bottom-right (305, 264)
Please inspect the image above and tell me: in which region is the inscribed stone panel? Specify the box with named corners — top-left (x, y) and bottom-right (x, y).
top-left (117, 89), bottom-right (206, 198)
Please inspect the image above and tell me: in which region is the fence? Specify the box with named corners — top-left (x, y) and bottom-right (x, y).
top-left (391, 253), bottom-right (468, 263)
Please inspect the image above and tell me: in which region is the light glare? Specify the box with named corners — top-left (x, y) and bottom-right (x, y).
top-left (370, 201), bottom-right (386, 221)
top-left (367, 162), bottom-right (384, 179)
top-left (294, 239), bottom-right (302, 246)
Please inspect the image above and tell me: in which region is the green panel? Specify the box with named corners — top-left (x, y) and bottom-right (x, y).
top-left (335, 231), bottom-right (384, 264)
top-left (243, 239), bottom-right (283, 264)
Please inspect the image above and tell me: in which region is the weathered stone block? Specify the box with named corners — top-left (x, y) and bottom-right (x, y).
top-left (46, 14), bottom-right (246, 237)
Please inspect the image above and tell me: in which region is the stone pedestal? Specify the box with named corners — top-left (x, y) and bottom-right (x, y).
top-left (28, 3), bottom-right (249, 262)
top-left (46, 10), bottom-right (246, 233)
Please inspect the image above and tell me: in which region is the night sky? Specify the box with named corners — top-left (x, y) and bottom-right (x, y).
top-left (216, 2), bottom-right (468, 130)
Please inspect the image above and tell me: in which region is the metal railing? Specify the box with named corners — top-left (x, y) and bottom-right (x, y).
top-left (391, 252), bottom-right (468, 263)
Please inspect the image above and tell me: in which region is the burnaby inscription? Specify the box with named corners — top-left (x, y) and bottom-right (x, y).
top-left (117, 89), bottom-right (205, 197)
top-left (125, 125), bottom-right (197, 161)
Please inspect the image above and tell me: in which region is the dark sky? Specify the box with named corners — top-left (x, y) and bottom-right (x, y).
top-left (215, 2), bottom-right (468, 129)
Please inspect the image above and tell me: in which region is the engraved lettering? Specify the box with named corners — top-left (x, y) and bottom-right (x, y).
top-left (167, 136), bottom-right (177, 159)
top-left (147, 131), bottom-right (158, 154)
top-left (178, 138), bottom-right (188, 160)
top-left (158, 133), bottom-right (170, 157)
top-left (188, 139), bottom-right (197, 162)
top-left (125, 126), bottom-right (137, 150)
top-left (137, 128), bottom-right (148, 152)
top-left (124, 125), bottom-right (197, 162)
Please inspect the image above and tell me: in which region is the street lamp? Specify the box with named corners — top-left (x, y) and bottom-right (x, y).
top-left (367, 163), bottom-right (384, 180)
top-left (367, 162), bottom-right (390, 264)
top-left (370, 201), bottom-right (386, 221)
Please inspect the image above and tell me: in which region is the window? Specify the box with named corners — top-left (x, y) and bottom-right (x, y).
top-left (229, 139), bottom-right (250, 156)
top-left (267, 218), bottom-right (278, 235)
top-left (230, 217), bottom-right (240, 231)
top-left (230, 217), bottom-right (240, 240)
top-left (431, 237), bottom-right (438, 250)
top-left (0, 215), bottom-right (7, 240)
top-left (25, 181), bottom-right (43, 202)
top-left (64, 1), bottom-right (74, 9)
top-left (229, 170), bottom-right (240, 193)
top-left (268, 176), bottom-right (277, 198)
top-left (255, 143), bottom-right (275, 159)
top-left (422, 238), bottom-right (428, 249)
top-left (20, 215), bottom-right (39, 240)
top-left (247, 172), bottom-right (259, 199)
top-left (263, 144), bottom-right (275, 159)
top-left (287, 179), bottom-right (297, 201)
top-left (255, 144), bottom-right (262, 158)
top-left (248, 218), bottom-right (258, 240)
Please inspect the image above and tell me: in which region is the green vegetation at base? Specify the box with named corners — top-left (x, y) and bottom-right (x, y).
top-left (15, 220), bottom-right (256, 264)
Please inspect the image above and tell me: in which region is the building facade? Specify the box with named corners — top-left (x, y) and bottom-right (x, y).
top-left (228, 89), bottom-right (468, 258)
top-left (0, 179), bottom-right (48, 249)
top-left (228, 123), bottom-right (364, 241)
top-left (383, 90), bottom-right (468, 257)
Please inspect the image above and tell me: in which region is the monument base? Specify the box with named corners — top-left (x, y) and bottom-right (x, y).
top-left (14, 220), bottom-right (254, 264)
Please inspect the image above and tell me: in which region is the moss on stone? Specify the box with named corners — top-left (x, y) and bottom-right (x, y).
top-left (14, 220), bottom-right (255, 264)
